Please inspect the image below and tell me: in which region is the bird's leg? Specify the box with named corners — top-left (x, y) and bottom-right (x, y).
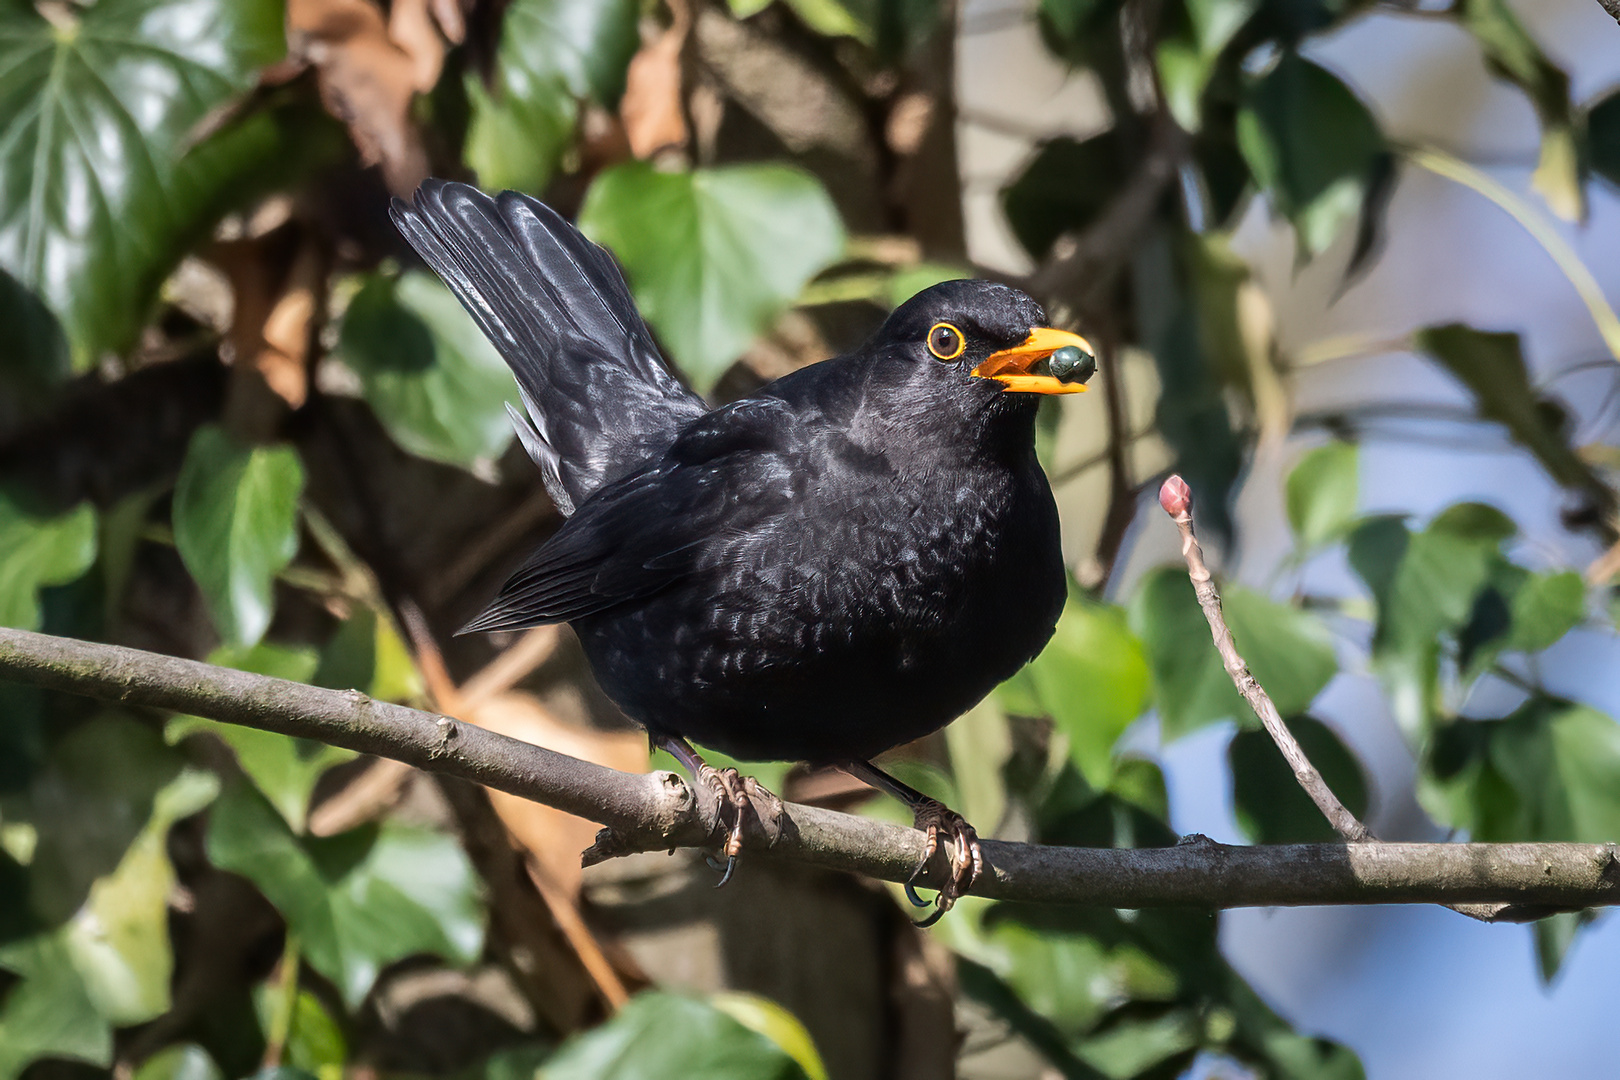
top-left (842, 760), bottom-right (982, 926)
top-left (653, 734), bottom-right (783, 888)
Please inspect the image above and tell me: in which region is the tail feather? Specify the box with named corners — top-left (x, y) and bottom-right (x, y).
top-left (390, 179), bottom-right (705, 515)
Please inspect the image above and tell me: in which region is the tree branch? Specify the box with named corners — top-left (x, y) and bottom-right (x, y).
top-left (2, 627), bottom-right (1618, 914)
top-left (1158, 476), bottom-right (1371, 843)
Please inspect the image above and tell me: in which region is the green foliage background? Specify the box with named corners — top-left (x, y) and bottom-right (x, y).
top-left (1, 0), bottom-right (1618, 1077)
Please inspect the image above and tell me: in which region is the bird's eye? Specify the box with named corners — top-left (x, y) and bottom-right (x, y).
top-left (927, 322), bottom-right (965, 361)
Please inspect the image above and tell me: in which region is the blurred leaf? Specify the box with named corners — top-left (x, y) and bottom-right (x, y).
top-left (0, 0), bottom-right (286, 366)
top-left (63, 769), bottom-right (218, 1025)
top-left (1156, 0), bottom-right (1259, 132)
top-left (1002, 132), bottom-right (1128, 261)
top-left (0, 934), bottom-right (111, 1080)
top-left (888, 262), bottom-right (969, 307)
top-left (134, 1044), bottom-right (224, 1080)
top-left (1506, 570), bottom-right (1584, 654)
top-left (173, 425), bottom-right (305, 648)
top-left (1533, 909), bottom-right (1594, 983)
top-left (253, 988), bottom-right (347, 1075)
top-left (1251, 1029), bottom-right (1366, 1080)
top-left (1025, 592), bottom-right (1151, 788)
top-left (335, 270), bottom-right (521, 471)
top-left (580, 162), bottom-right (845, 393)
top-left (710, 994), bottom-right (828, 1080)
top-left (207, 783), bottom-right (485, 1007)
top-left (1459, 0), bottom-right (1581, 220)
top-left (1129, 567), bottom-right (1337, 739)
top-left (465, 0), bottom-right (639, 191)
top-left (168, 644), bottom-right (355, 832)
top-left (464, 79), bottom-right (576, 196)
top-left (1425, 698), bottom-right (1620, 844)
top-left (1285, 441), bottom-right (1358, 552)
top-left (1588, 87), bottom-right (1620, 192)
top-left (1133, 228), bottom-right (1245, 541)
top-left (1237, 52), bottom-right (1383, 259)
top-left (1415, 325), bottom-right (1605, 498)
top-left (0, 768), bottom-right (216, 1080)
top-left (0, 269), bottom-right (69, 413)
top-left (1350, 505), bottom-right (1514, 735)
top-left (943, 698), bottom-right (1011, 836)
top-left (537, 992), bottom-right (811, 1080)
top-left (1074, 1010), bottom-right (1201, 1079)
top-left (0, 491), bottom-right (97, 630)
top-left (965, 921), bottom-right (1179, 1041)
top-left (1230, 716), bottom-right (1368, 843)
top-left (955, 958), bottom-right (1109, 1080)
top-left (314, 606), bottom-right (424, 704)
top-left (27, 713), bottom-right (181, 923)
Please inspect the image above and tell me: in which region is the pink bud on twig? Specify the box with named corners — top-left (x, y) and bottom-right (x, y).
top-left (1159, 475), bottom-right (1191, 517)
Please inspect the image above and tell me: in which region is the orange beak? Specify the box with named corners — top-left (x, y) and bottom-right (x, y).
top-left (972, 327), bottom-right (1095, 395)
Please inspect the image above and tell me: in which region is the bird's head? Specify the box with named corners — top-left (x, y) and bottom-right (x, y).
top-left (879, 279), bottom-right (1096, 397)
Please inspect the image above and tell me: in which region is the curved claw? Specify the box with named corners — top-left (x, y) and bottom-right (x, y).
top-left (905, 799), bottom-right (982, 926)
top-left (713, 854), bottom-right (738, 889)
top-left (912, 905), bottom-right (948, 929)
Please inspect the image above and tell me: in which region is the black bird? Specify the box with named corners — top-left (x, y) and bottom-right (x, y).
top-left (391, 180), bottom-right (1094, 919)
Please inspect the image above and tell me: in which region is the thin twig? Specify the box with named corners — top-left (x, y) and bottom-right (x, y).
top-left (2, 627), bottom-right (1617, 913)
top-left (1157, 475), bottom-right (1373, 843)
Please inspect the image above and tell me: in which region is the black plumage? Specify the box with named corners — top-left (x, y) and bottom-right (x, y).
top-left (391, 180), bottom-right (1093, 916)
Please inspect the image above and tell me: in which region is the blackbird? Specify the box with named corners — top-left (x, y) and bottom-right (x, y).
top-left (391, 180), bottom-right (1094, 920)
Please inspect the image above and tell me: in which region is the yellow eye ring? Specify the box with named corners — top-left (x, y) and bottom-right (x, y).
top-left (927, 321), bottom-right (965, 361)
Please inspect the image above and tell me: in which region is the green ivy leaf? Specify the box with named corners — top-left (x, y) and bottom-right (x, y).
top-left (465, 0), bottom-right (639, 192)
top-left (1230, 716), bottom-right (1368, 843)
top-left (1236, 52), bottom-right (1383, 259)
top-left (173, 425), bottom-right (305, 648)
top-left (1350, 504), bottom-right (1515, 735)
top-left (1024, 592), bottom-right (1151, 788)
top-left (536, 992), bottom-right (812, 1080)
top-left (313, 606), bottom-right (424, 705)
top-left (1128, 568), bottom-right (1337, 740)
top-left (207, 783), bottom-right (485, 1007)
top-left (1285, 441), bottom-right (1358, 552)
top-left (0, 767), bottom-right (217, 1080)
top-left (167, 643), bottom-right (355, 833)
top-left (0, 490), bottom-right (96, 630)
top-left (1424, 698), bottom-right (1620, 845)
top-left (25, 713), bottom-right (182, 924)
top-left (1459, 0), bottom-right (1582, 220)
top-left (0, 934), bottom-right (112, 1080)
top-left (709, 994), bottom-right (829, 1080)
top-left (579, 163), bottom-right (845, 393)
top-left (336, 271), bottom-right (521, 472)
top-left (1415, 325), bottom-right (1604, 499)
top-left (63, 769), bottom-right (218, 1025)
top-left (0, 0), bottom-right (286, 365)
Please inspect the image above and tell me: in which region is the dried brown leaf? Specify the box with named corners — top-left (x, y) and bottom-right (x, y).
top-left (466, 691), bottom-right (647, 898)
top-left (288, 0), bottom-right (429, 194)
top-left (621, 0), bottom-right (690, 158)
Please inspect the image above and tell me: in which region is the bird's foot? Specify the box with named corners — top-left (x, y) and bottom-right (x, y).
top-left (905, 798), bottom-right (982, 928)
top-left (695, 765), bottom-right (784, 888)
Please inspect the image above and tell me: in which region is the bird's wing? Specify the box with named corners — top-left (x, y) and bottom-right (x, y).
top-left (389, 179), bottom-right (707, 515)
top-left (458, 398), bottom-right (805, 633)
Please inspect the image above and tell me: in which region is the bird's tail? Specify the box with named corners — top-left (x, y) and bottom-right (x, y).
top-left (390, 180), bottom-right (704, 515)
